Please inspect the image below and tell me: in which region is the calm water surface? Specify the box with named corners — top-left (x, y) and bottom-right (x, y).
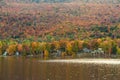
top-left (0, 56), bottom-right (120, 80)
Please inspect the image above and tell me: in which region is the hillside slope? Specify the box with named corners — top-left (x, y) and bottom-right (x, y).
top-left (3, 0), bottom-right (120, 3)
top-left (0, 2), bottom-right (120, 41)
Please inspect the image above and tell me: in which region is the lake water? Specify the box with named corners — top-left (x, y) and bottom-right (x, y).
top-left (0, 56), bottom-right (120, 80)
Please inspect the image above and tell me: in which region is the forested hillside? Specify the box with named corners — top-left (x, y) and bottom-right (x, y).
top-left (0, 2), bottom-right (120, 42)
top-left (0, 0), bottom-right (120, 56)
top-left (0, 0), bottom-right (120, 42)
top-left (4, 0), bottom-right (72, 3)
top-left (3, 0), bottom-right (120, 3)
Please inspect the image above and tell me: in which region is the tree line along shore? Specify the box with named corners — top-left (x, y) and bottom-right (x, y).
top-left (0, 38), bottom-right (120, 58)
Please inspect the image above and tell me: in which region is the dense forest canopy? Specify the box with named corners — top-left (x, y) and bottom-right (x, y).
top-left (5, 0), bottom-right (73, 3)
top-left (0, 0), bottom-right (120, 41)
top-left (4, 0), bottom-right (120, 3)
top-left (0, 0), bottom-right (6, 6)
top-left (0, 0), bottom-right (120, 57)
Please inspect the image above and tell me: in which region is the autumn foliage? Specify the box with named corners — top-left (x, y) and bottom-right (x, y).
top-left (0, 2), bottom-right (120, 41)
top-left (0, 38), bottom-right (119, 57)
top-left (0, 2), bottom-right (120, 57)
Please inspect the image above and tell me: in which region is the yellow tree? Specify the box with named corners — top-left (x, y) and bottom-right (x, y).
top-left (53, 41), bottom-right (60, 51)
top-left (7, 44), bottom-right (17, 55)
top-left (99, 39), bottom-right (112, 56)
top-left (44, 50), bottom-right (49, 57)
top-left (117, 48), bottom-right (120, 55)
top-left (31, 42), bottom-right (38, 55)
top-left (41, 42), bottom-right (51, 57)
top-left (66, 41), bottom-right (73, 56)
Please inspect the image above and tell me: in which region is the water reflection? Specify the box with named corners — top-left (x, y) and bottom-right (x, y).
top-left (0, 57), bottom-right (120, 80)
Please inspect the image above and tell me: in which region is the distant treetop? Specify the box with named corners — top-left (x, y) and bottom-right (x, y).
top-left (0, 0), bottom-right (6, 6)
top-left (4, 0), bottom-right (120, 3)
